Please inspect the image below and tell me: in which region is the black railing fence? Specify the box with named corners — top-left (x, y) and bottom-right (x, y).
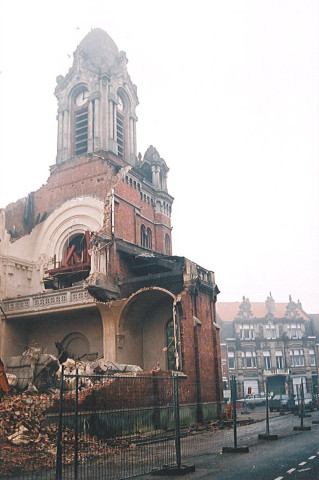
top-left (55, 370), bottom-right (182, 480)
top-left (3, 371), bottom-right (221, 480)
top-left (3, 371), bottom-right (315, 480)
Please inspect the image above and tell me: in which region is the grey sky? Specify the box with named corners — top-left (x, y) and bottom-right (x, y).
top-left (0, 0), bottom-right (318, 312)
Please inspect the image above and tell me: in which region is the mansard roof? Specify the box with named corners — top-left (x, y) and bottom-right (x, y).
top-left (217, 296), bottom-right (310, 322)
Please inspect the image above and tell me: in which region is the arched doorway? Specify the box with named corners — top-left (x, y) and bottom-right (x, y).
top-left (117, 288), bottom-right (178, 371)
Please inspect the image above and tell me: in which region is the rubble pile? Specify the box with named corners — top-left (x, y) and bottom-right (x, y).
top-left (5, 342), bottom-right (60, 393)
top-left (0, 393), bottom-right (116, 476)
top-left (0, 393), bottom-right (58, 474)
top-left (47, 368), bottom-right (173, 414)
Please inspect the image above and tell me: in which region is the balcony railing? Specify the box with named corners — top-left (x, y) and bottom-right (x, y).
top-left (1, 286), bottom-right (94, 317)
top-left (264, 368), bottom-right (290, 376)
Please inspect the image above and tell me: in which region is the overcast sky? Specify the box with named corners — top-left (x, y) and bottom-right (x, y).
top-left (0, 0), bottom-right (318, 312)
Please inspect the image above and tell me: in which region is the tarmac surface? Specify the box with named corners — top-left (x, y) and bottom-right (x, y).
top-left (139, 405), bottom-right (316, 480)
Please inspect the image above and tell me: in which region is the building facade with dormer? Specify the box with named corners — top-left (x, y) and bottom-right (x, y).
top-left (0, 29), bottom-right (223, 419)
top-left (217, 295), bottom-right (318, 398)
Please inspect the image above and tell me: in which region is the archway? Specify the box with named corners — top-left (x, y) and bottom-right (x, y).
top-left (117, 288), bottom-right (177, 371)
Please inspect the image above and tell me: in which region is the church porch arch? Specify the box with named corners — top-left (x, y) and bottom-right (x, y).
top-left (116, 288), bottom-right (180, 372)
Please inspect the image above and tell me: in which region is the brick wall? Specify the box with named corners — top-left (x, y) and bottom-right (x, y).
top-left (5, 153), bottom-right (172, 256)
top-left (179, 291), bottom-right (223, 405)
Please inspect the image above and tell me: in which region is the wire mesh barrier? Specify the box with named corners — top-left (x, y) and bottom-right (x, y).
top-left (3, 371), bottom-right (316, 480)
top-left (1, 372), bottom-right (187, 479)
top-left (54, 371), bottom-right (182, 480)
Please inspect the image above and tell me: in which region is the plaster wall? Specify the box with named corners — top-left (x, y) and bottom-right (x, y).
top-left (0, 197), bottom-right (104, 299)
top-left (1, 317), bottom-right (28, 359)
top-left (2, 307), bottom-right (103, 361)
top-left (116, 289), bottom-right (174, 370)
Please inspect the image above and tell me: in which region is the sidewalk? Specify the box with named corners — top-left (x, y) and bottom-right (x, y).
top-left (235, 404), bottom-right (281, 423)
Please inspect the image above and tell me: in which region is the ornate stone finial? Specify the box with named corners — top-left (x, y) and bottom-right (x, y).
top-left (118, 51), bottom-right (128, 66)
top-left (265, 292), bottom-right (275, 317)
top-left (237, 296), bottom-right (253, 319)
top-left (285, 296), bottom-right (301, 319)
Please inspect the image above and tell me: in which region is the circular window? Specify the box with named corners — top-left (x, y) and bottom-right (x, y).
top-left (62, 332), bottom-right (90, 359)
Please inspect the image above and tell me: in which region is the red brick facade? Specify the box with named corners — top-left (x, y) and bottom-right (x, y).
top-left (1, 28), bottom-right (223, 421)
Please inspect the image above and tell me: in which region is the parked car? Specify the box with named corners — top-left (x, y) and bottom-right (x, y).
top-left (269, 394), bottom-right (295, 412)
top-left (294, 393), bottom-right (318, 412)
top-left (244, 394), bottom-right (268, 406)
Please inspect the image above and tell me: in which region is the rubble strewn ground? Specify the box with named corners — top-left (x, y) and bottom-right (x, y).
top-left (0, 391), bottom-right (123, 476)
top-left (0, 393), bottom-right (58, 475)
top-left (0, 387), bottom-right (227, 476)
top-left (1, 354), bottom-right (273, 478)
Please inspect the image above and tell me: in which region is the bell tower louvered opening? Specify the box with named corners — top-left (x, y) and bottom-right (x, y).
top-left (75, 107), bottom-right (88, 156)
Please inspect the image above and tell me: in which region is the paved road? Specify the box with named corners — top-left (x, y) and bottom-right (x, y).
top-left (141, 409), bottom-right (319, 480)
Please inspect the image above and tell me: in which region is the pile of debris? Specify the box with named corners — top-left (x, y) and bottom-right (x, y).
top-left (4, 340), bottom-right (143, 396)
top-left (0, 393), bottom-right (58, 474)
top-left (5, 342), bottom-right (60, 394)
top-left (0, 392), bottom-right (117, 476)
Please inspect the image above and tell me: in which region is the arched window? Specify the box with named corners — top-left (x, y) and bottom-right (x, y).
top-left (166, 319), bottom-right (175, 371)
top-left (73, 87), bottom-right (89, 156)
top-left (116, 91), bottom-right (130, 160)
top-left (61, 332), bottom-right (90, 360)
top-left (45, 231), bottom-right (91, 289)
top-left (116, 95), bottom-right (124, 159)
top-left (141, 225), bottom-right (146, 247)
top-left (141, 163), bottom-right (152, 183)
top-left (141, 225), bottom-right (152, 249)
top-left (165, 234), bottom-right (170, 255)
top-left (147, 227), bottom-right (152, 249)
top-left (63, 233), bottom-right (90, 266)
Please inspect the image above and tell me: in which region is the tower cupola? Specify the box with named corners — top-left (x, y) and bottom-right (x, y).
top-left (55, 28), bottom-right (139, 165)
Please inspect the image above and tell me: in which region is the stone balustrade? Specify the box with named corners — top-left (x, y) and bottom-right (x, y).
top-left (2, 286), bottom-right (94, 316)
top-left (264, 368), bottom-right (290, 376)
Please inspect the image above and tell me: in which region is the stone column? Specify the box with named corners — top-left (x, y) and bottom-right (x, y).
top-left (87, 100), bottom-right (93, 152)
top-left (151, 165), bottom-right (157, 186)
top-left (93, 97), bottom-right (100, 150)
top-left (129, 117), bottom-right (134, 156)
top-left (108, 100), bottom-right (114, 139)
top-left (57, 111), bottom-right (63, 162)
top-left (62, 109), bottom-right (69, 161)
top-left (156, 166), bottom-right (161, 188)
top-left (133, 117), bottom-right (137, 156)
top-left (113, 102), bottom-right (117, 141)
top-left (163, 172), bottom-right (168, 191)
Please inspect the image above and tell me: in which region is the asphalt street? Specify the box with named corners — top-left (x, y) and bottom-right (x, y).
top-left (140, 408), bottom-right (319, 480)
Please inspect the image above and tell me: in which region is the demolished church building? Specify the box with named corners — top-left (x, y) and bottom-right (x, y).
top-left (0, 29), bottom-right (222, 418)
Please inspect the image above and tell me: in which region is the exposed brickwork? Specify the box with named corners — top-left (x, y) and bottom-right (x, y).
top-left (4, 153), bottom-right (172, 256)
top-left (1, 28), bottom-right (223, 420)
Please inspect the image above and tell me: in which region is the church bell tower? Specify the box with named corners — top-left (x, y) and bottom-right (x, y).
top-left (55, 28), bottom-right (139, 166)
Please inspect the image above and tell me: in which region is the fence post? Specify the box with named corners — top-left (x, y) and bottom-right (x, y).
top-left (231, 376), bottom-right (237, 449)
top-left (74, 369), bottom-right (79, 480)
top-left (265, 380), bottom-right (270, 436)
top-left (300, 382), bottom-right (304, 429)
top-left (56, 365), bottom-right (64, 480)
top-left (173, 374), bottom-right (181, 469)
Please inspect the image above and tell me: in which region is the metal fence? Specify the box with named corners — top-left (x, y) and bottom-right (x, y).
top-left (2, 372), bottom-right (318, 480)
top-left (55, 370), bottom-right (183, 480)
top-left (2, 371), bottom-right (199, 480)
